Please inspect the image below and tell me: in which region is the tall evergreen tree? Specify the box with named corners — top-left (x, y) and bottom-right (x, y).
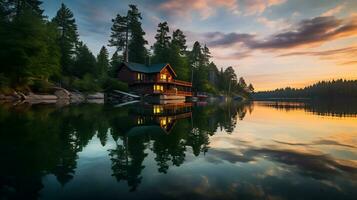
top-left (72, 42), bottom-right (96, 78)
top-left (109, 51), bottom-right (122, 77)
top-left (109, 5), bottom-right (147, 63)
top-left (168, 29), bottom-right (189, 80)
top-left (127, 5), bottom-right (147, 63)
top-left (96, 46), bottom-right (109, 78)
top-left (108, 14), bottom-right (128, 60)
top-left (171, 29), bottom-right (187, 55)
top-left (52, 3), bottom-right (79, 76)
top-left (201, 44), bottom-right (211, 67)
top-left (152, 22), bottom-right (171, 63)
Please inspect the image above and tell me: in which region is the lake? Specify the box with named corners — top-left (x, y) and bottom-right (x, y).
top-left (0, 100), bottom-right (356, 200)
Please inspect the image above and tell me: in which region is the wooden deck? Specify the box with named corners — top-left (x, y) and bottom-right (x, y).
top-left (132, 79), bottom-right (192, 87)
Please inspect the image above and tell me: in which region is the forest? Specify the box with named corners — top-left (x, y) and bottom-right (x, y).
top-left (0, 1), bottom-right (253, 97)
top-left (253, 79), bottom-right (357, 99)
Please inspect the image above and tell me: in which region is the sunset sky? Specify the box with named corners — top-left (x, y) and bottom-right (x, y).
top-left (43, 0), bottom-right (357, 91)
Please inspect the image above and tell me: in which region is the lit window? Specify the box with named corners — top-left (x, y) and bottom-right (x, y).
top-left (137, 118), bottom-right (143, 125)
top-left (153, 85), bottom-right (164, 92)
top-left (160, 74), bottom-right (167, 80)
top-left (137, 73), bottom-right (144, 80)
top-left (153, 105), bottom-right (163, 114)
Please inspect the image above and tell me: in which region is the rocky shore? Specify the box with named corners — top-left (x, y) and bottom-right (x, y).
top-left (0, 88), bottom-right (104, 104)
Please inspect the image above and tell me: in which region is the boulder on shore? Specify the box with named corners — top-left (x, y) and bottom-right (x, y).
top-left (87, 92), bottom-right (104, 99)
top-left (70, 92), bottom-right (85, 103)
top-left (54, 88), bottom-right (71, 99)
top-left (25, 92), bottom-right (58, 101)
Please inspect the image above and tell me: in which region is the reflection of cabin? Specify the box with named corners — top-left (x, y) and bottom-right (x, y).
top-left (126, 103), bottom-right (192, 136)
top-left (117, 62), bottom-right (192, 99)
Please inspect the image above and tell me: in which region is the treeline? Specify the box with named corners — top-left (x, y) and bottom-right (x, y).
top-left (0, 1), bottom-right (253, 96)
top-left (254, 79), bottom-right (357, 99)
top-left (0, 1), bottom-right (127, 94)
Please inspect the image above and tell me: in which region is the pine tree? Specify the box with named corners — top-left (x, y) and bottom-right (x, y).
top-left (152, 22), bottom-right (171, 63)
top-left (108, 14), bottom-right (128, 59)
top-left (171, 29), bottom-right (187, 55)
top-left (96, 46), bottom-right (109, 78)
top-left (127, 5), bottom-right (147, 63)
top-left (73, 42), bottom-right (96, 78)
top-left (168, 29), bottom-right (189, 80)
top-left (52, 3), bottom-right (79, 76)
top-left (109, 51), bottom-right (122, 77)
top-left (109, 5), bottom-right (147, 63)
top-left (201, 44), bottom-right (211, 67)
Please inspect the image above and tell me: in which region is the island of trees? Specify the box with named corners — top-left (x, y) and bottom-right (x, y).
top-left (253, 79), bottom-right (357, 99)
top-left (0, 1), bottom-right (253, 99)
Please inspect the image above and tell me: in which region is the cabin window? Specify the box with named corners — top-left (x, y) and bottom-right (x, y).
top-left (137, 117), bottom-right (143, 125)
top-left (153, 84), bottom-right (163, 92)
top-left (160, 74), bottom-right (167, 80)
top-left (137, 73), bottom-right (144, 81)
top-left (153, 105), bottom-right (163, 114)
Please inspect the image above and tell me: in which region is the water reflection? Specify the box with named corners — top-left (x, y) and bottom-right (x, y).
top-left (0, 100), bottom-right (356, 199)
top-left (256, 99), bottom-right (357, 117)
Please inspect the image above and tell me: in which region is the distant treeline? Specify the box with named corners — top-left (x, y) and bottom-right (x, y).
top-left (0, 1), bottom-right (253, 96)
top-left (253, 80), bottom-right (357, 99)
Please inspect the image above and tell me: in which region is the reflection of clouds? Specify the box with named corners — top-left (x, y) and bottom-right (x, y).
top-left (274, 139), bottom-right (356, 149)
top-left (206, 147), bottom-right (357, 180)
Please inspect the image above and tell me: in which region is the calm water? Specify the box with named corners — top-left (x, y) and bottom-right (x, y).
top-left (0, 100), bottom-right (356, 200)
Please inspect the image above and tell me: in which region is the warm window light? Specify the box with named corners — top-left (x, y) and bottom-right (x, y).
top-left (160, 118), bottom-right (167, 126)
top-left (137, 118), bottom-right (143, 125)
top-left (161, 74), bottom-right (167, 80)
top-left (137, 73), bottom-right (143, 80)
top-left (153, 105), bottom-right (163, 114)
top-left (153, 85), bottom-right (163, 92)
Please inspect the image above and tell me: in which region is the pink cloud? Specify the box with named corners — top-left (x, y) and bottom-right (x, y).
top-left (241, 0), bottom-right (286, 16)
top-left (159, 0), bottom-right (238, 20)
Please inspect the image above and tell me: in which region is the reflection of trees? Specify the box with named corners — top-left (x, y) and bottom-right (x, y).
top-left (0, 101), bottom-right (252, 196)
top-left (259, 99), bottom-right (357, 117)
top-left (109, 135), bottom-right (147, 191)
top-left (186, 128), bottom-right (210, 156)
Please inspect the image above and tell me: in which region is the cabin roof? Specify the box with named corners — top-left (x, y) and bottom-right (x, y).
top-left (122, 62), bottom-right (177, 77)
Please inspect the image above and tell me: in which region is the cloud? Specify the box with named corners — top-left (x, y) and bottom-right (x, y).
top-left (205, 16), bottom-right (357, 50)
top-left (278, 46), bottom-right (357, 57)
top-left (159, 0), bottom-right (239, 20)
top-left (256, 17), bottom-right (290, 30)
top-left (339, 60), bottom-right (357, 66)
top-left (157, 0), bottom-right (287, 19)
top-left (321, 4), bottom-right (345, 17)
top-left (241, 0), bottom-right (286, 16)
top-left (251, 16), bottom-right (357, 49)
top-left (207, 147), bottom-right (357, 180)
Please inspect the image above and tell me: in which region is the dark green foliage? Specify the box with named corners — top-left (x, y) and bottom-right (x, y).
top-left (96, 46), bottom-right (110, 78)
top-left (72, 42), bottom-right (97, 78)
top-left (168, 29), bottom-right (189, 81)
top-left (102, 78), bottom-right (128, 92)
top-left (52, 3), bottom-right (79, 76)
top-left (108, 14), bottom-right (128, 54)
top-left (109, 5), bottom-right (147, 63)
top-left (254, 80), bottom-right (357, 99)
top-left (127, 5), bottom-right (148, 63)
top-left (72, 74), bottom-right (100, 92)
top-left (109, 51), bottom-right (122, 77)
top-left (152, 22), bottom-right (171, 63)
top-left (0, 6), bottom-right (60, 86)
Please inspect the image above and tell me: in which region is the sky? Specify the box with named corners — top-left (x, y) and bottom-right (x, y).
top-left (42, 0), bottom-right (357, 91)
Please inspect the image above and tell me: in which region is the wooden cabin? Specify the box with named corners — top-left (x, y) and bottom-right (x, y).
top-left (117, 62), bottom-right (192, 98)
